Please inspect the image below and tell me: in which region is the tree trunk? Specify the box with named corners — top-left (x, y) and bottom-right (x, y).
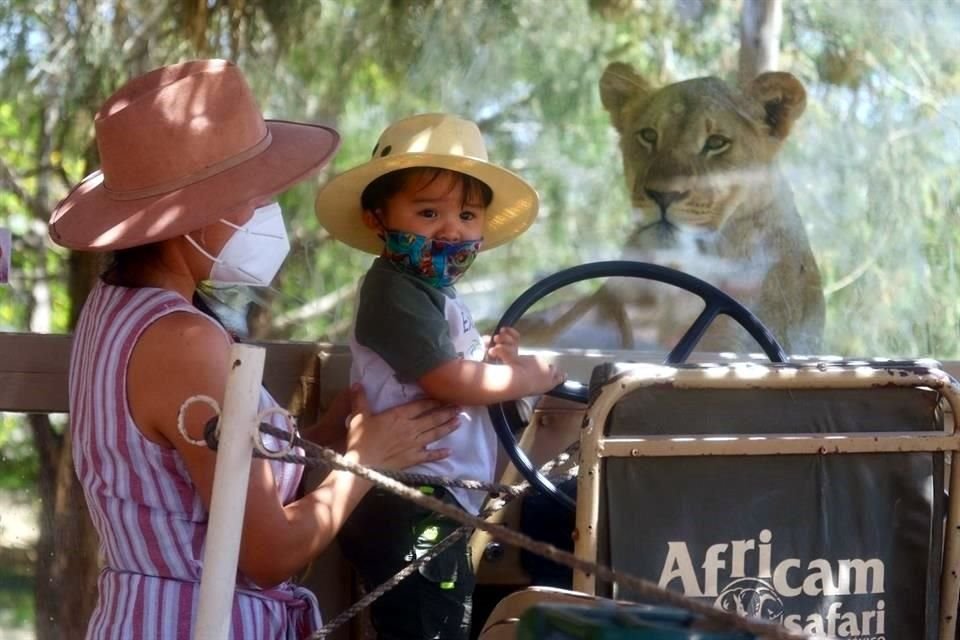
top-left (30, 250), bottom-right (102, 640)
top-left (738, 0), bottom-right (782, 85)
top-left (24, 93), bottom-right (102, 638)
top-left (29, 411), bottom-right (102, 640)
top-left (51, 426), bottom-right (101, 637)
top-left (29, 414), bottom-right (60, 640)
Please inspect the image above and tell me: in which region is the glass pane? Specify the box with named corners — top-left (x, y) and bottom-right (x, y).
top-left (1, 2), bottom-right (959, 637)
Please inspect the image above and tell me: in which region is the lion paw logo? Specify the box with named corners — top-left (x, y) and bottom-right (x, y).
top-left (715, 578), bottom-right (784, 622)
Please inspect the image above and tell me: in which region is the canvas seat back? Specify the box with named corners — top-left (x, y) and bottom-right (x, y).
top-left (577, 361), bottom-right (955, 640)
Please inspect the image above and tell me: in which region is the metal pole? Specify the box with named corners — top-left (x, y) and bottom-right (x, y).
top-left (573, 413), bottom-right (601, 595)
top-left (193, 344), bottom-right (265, 640)
top-left (940, 399), bottom-right (960, 639)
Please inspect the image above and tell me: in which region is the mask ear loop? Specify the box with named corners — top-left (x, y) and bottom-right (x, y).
top-left (220, 218), bottom-right (286, 241)
top-left (184, 232), bottom-right (220, 265)
top-left (253, 406), bottom-right (300, 459)
top-left (221, 203), bottom-right (286, 241)
top-left (185, 231), bottom-right (264, 283)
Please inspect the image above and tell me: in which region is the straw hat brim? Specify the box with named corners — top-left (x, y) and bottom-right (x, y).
top-left (314, 153), bottom-right (539, 254)
top-left (50, 120), bottom-right (340, 251)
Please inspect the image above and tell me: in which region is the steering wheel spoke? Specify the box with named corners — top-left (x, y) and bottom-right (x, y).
top-left (664, 303), bottom-right (722, 364)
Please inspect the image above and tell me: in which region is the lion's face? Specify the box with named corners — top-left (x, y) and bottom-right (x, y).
top-left (600, 64), bottom-right (806, 235)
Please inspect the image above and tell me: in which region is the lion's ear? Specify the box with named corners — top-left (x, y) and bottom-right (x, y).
top-left (599, 62), bottom-right (652, 134)
top-left (747, 71), bottom-right (807, 140)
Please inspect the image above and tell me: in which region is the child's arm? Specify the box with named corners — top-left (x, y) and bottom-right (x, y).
top-left (355, 268), bottom-right (563, 405)
top-left (419, 327), bottom-right (564, 405)
top-left (486, 326), bottom-right (521, 364)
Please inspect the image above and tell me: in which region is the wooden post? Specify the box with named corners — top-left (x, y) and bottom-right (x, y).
top-left (193, 344), bottom-right (265, 640)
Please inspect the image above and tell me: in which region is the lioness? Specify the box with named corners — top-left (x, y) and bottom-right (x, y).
top-left (560, 62), bottom-right (824, 355)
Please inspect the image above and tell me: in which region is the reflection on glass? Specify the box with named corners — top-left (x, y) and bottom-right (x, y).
top-left (1, 2), bottom-right (959, 636)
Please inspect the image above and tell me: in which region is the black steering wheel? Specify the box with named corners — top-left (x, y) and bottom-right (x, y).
top-left (488, 260), bottom-right (787, 510)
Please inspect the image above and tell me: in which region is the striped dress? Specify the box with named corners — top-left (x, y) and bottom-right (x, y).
top-left (70, 281), bottom-right (322, 639)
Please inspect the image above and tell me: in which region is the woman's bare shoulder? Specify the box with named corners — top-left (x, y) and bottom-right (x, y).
top-left (128, 311), bottom-right (233, 445)
top-left (141, 311), bottom-right (230, 357)
top-left (140, 311), bottom-right (233, 381)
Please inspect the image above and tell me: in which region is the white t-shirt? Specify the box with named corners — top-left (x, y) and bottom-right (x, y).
top-left (349, 257), bottom-right (497, 514)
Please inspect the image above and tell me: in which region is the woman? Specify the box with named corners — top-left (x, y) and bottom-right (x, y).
top-left (49, 59), bottom-right (459, 639)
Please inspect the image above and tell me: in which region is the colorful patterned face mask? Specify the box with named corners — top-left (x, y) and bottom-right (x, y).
top-left (382, 230), bottom-right (481, 288)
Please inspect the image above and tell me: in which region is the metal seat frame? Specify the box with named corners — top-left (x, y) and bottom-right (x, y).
top-left (572, 361), bottom-right (960, 639)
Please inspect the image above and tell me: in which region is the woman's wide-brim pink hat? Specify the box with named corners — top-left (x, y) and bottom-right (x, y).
top-left (314, 113), bottom-right (539, 254)
top-left (49, 59), bottom-right (340, 251)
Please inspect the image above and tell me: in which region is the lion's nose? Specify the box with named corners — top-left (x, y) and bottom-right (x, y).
top-left (645, 189), bottom-right (689, 213)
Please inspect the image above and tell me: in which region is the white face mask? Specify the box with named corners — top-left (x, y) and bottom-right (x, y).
top-left (186, 202), bottom-right (291, 287)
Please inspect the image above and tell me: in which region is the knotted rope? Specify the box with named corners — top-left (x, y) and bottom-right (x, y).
top-left (310, 443), bottom-right (581, 639)
top-left (179, 395), bottom-right (528, 497)
top-left (179, 397), bottom-right (807, 640)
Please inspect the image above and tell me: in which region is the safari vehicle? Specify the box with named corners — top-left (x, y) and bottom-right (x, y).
top-left (1, 1), bottom-right (959, 639)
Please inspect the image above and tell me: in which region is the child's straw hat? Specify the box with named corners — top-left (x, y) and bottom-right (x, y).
top-left (315, 113), bottom-right (539, 254)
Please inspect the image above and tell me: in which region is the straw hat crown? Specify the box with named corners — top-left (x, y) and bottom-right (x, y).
top-left (370, 114), bottom-right (488, 164)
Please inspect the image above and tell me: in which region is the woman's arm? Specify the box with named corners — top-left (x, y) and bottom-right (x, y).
top-left (129, 312), bottom-right (459, 588)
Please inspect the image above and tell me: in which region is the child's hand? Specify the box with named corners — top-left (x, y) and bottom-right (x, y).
top-left (516, 354), bottom-right (567, 395)
top-left (487, 327), bottom-right (521, 364)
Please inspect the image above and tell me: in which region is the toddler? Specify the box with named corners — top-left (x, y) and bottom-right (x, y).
top-left (314, 113), bottom-right (564, 639)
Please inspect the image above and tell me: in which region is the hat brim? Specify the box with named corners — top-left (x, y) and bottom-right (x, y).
top-left (50, 120), bottom-right (340, 251)
top-left (314, 153), bottom-right (539, 254)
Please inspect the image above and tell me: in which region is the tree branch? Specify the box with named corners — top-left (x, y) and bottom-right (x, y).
top-left (475, 92), bottom-right (536, 131)
top-left (273, 281), bottom-right (359, 329)
top-left (0, 157), bottom-right (50, 220)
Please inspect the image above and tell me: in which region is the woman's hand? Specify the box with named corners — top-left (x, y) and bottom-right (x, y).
top-left (344, 385), bottom-right (460, 470)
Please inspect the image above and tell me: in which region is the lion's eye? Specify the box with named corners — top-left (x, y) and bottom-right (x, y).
top-left (635, 128), bottom-right (658, 148)
top-left (703, 134), bottom-right (731, 153)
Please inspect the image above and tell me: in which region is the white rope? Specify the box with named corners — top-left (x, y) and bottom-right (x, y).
top-left (177, 395), bottom-right (222, 446)
top-left (177, 395), bottom-right (806, 639)
top-left (252, 406), bottom-right (300, 459)
top-left (179, 395), bottom-right (301, 460)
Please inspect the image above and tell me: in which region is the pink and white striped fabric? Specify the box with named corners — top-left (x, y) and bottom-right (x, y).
top-left (70, 281), bottom-right (322, 639)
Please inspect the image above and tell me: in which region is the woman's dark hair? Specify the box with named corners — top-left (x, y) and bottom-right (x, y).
top-left (102, 242), bottom-right (234, 333)
top-left (101, 243), bottom-right (163, 287)
top-left (360, 167), bottom-right (493, 213)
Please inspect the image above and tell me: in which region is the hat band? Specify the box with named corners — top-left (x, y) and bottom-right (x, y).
top-left (102, 130), bottom-right (273, 201)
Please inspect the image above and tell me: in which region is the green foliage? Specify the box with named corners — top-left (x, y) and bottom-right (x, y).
top-left (0, 2), bottom-right (956, 347)
top-left (0, 0), bottom-right (956, 351)
top-left (0, 570), bottom-right (34, 631)
top-left (0, 415), bottom-right (37, 491)
top-left (779, 0), bottom-right (960, 358)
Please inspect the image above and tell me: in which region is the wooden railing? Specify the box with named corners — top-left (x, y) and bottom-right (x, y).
top-left (4, 330), bottom-right (959, 417)
top-left (0, 332), bottom-right (328, 416)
